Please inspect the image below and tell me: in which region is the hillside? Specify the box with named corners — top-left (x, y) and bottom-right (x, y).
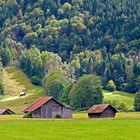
top-left (0, 67), bottom-right (44, 114)
top-left (103, 90), bottom-right (135, 110)
top-left (0, 0), bottom-right (140, 100)
top-left (0, 67), bottom-right (135, 114)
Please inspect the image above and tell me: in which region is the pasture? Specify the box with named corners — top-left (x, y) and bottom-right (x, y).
top-left (0, 112), bottom-right (140, 140)
top-left (0, 67), bottom-right (139, 140)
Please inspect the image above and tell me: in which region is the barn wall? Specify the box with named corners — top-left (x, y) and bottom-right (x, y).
top-left (40, 99), bottom-right (63, 118)
top-left (32, 99), bottom-right (72, 118)
top-left (100, 107), bottom-right (116, 118)
top-left (32, 107), bottom-right (41, 118)
top-left (62, 108), bottom-right (72, 118)
top-left (52, 106), bottom-right (63, 118)
top-left (88, 107), bottom-right (116, 118)
top-left (88, 113), bottom-right (101, 118)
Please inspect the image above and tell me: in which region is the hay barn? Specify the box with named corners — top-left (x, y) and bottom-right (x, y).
top-left (0, 109), bottom-right (15, 115)
top-left (88, 104), bottom-right (117, 118)
top-left (23, 96), bottom-right (72, 118)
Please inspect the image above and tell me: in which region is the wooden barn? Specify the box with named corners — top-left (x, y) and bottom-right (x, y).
top-left (88, 104), bottom-right (117, 118)
top-left (23, 96), bottom-right (72, 118)
top-left (0, 109), bottom-right (15, 115)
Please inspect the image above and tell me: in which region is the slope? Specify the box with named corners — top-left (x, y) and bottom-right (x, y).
top-left (103, 90), bottom-right (135, 110)
top-left (0, 67), bottom-right (44, 114)
top-left (0, 67), bottom-right (135, 114)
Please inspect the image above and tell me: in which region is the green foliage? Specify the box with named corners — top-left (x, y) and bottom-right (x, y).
top-left (134, 90), bottom-right (140, 111)
top-left (0, 83), bottom-right (4, 95)
top-left (106, 80), bottom-right (116, 92)
top-left (43, 70), bottom-right (70, 100)
top-left (1, 0), bottom-right (140, 55)
top-left (70, 75), bottom-right (103, 109)
top-left (24, 112), bottom-right (32, 118)
top-left (0, 0), bottom-right (140, 97)
top-left (55, 114), bottom-right (62, 118)
top-left (106, 100), bottom-right (127, 112)
top-left (0, 60), bottom-right (4, 95)
top-left (61, 82), bottom-right (73, 105)
top-left (0, 47), bottom-right (11, 66)
top-left (31, 76), bottom-right (42, 86)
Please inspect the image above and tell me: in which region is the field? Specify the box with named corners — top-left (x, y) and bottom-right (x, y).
top-left (0, 67), bottom-right (139, 139)
top-left (0, 112), bottom-right (140, 140)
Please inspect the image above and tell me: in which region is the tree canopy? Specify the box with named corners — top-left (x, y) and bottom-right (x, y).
top-left (70, 75), bottom-right (103, 109)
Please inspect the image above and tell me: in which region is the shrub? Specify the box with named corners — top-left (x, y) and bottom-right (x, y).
top-left (0, 83), bottom-right (4, 95)
top-left (55, 114), bottom-right (62, 118)
top-left (24, 112), bottom-right (32, 118)
top-left (31, 76), bottom-right (42, 86)
top-left (104, 100), bottom-right (127, 112)
top-left (117, 103), bottom-right (127, 112)
top-left (106, 80), bottom-right (116, 92)
top-left (134, 90), bottom-right (140, 111)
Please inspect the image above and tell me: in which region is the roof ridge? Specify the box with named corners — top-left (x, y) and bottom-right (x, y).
top-left (23, 96), bottom-right (52, 112)
top-left (88, 104), bottom-right (112, 114)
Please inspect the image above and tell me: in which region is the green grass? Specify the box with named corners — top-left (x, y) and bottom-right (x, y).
top-left (0, 112), bottom-right (140, 140)
top-left (103, 90), bottom-right (135, 109)
top-left (0, 67), bottom-right (139, 139)
top-left (3, 67), bottom-right (35, 96)
top-left (0, 120), bottom-right (140, 140)
top-left (0, 67), bottom-right (45, 114)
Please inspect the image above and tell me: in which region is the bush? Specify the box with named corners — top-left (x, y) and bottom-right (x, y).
top-left (134, 90), bottom-right (140, 111)
top-left (31, 76), bottom-right (42, 86)
top-left (117, 103), bottom-right (127, 112)
top-left (55, 114), bottom-right (62, 118)
top-left (105, 100), bottom-right (127, 112)
top-left (24, 112), bottom-right (32, 118)
top-left (106, 80), bottom-right (116, 92)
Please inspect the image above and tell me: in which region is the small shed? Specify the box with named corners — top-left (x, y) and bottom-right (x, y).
top-left (23, 96), bottom-right (72, 118)
top-left (88, 104), bottom-right (117, 118)
top-left (0, 109), bottom-right (15, 115)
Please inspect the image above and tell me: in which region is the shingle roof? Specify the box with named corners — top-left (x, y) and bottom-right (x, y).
top-left (0, 109), bottom-right (15, 115)
top-left (88, 104), bottom-right (116, 114)
top-left (23, 96), bottom-right (53, 112)
top-left (0, 109), bottom-right (7, 114)
top-left (23, 96), bottom-right (71, 113)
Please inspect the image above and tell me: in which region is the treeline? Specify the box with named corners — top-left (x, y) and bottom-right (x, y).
top-left (0, 46), bottom-right (140, 93)
top-left (0, 0), bottom-right (140, 109)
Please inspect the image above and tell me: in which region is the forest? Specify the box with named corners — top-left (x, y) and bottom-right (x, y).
top-left (0, 0), bottom-right (140, 110)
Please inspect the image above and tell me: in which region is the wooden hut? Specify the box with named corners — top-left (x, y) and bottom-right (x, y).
top-left (88, 104), bottom-right (117, 118)
top-left (23, 96), bottom-right (72, 118)
top-left (0, 109), bottom-right (15, 115)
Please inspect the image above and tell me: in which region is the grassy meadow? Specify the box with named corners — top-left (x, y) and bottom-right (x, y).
top-left (0, 67), bottom-right (140, 139)
top-left (103, 90), bottom-right (135, 109)
top-left (0, 112), bottom-right (140, 140)
top-left (0, 67), bottom-right (45, 114)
